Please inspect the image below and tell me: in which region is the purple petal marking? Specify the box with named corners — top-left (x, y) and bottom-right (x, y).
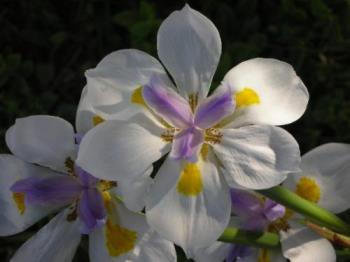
top-left (142, 75), bottom-right (193, 128)
top-left (75, 165), bottom-right (99, 187)
top-left (169, 127), bottom-right (204, 162)
top-left (230, 189), bottom-right (262, 217)
top-left (11, 175), bottom-right (82, 207)
top-left (263, 199), bottom-right (285, 222)
top-left (226, 245), bottom-right (252, 262)
top-left (244, 215), bottom-right (269, 231)
top-left (78, 188), bottom-right (106, 234)
top-left (194, 84), bottom-right (235, 129)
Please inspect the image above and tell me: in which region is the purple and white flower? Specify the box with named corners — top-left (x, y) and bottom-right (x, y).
top-left (0, 115), bottom-right (176, 262)
top-left (76, 4), bottom-right (308, 257)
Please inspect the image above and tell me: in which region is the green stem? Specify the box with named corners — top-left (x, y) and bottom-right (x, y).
top-left (257, 186), bottom-right (350, 235)
top-left (218, 227), bottom-right (280, 249)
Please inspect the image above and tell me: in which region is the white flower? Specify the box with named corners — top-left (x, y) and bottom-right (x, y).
top-left (0, 115), bottom-right (176, 262)
top-left (77, 4), bottom-right (308, 257)
top-left (284, 143), bottom-right (350, 213)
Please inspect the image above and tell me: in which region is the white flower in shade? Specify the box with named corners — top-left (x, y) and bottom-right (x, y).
top-left (76, 4), bottom-right (308, 257)
top-left (284, 143), bottom-right (350, 214)
top-left (0, 115), bottom-right (176, 262)
top-left (193, 189), bottom-right (336, 262)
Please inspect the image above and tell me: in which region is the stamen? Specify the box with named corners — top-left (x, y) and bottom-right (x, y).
top-left (188, 93), bottom-right (199, 112)
top-left (204, 128), bottom-right (222, 144)
top-left (161, 128), bottom-right (176, 142)
top-left (200, 143), bottom-right (210, 161)
top-left (65, 157), bottom-right (76, 176)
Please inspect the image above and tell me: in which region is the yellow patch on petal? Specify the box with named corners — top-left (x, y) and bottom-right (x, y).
top-left (200, 143), bottom-right (210, 161)
top-left (235, 88), bottom-right (260, 108)
top-left (295, 176), bottom-right (321, 203)
top-left (177, 162), bottom-right (203, 196)
top-left (13, 192), bottom-right (25, 215)
top-left (258, 248), bottom-right (271, 262)
top-left (92, 115), bottom-right (105, 126)
top-left (105, 220), bottom-right (137, 257)
top-left (131, 86), bottom-right (146, 107)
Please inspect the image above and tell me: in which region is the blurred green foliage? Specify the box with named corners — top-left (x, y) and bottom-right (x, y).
top-left (1, 0), bottom-right (350, 261)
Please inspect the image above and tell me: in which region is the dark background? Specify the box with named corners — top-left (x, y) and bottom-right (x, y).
top-left (1, 0), bottom-right (350, 261)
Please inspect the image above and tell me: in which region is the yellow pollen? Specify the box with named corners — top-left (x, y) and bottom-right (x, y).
top-left (235, 88), bottom-right (260, 108)
top-left (131, 86), bottom-right (146, 106)
top-left (258, 249), bottom-right (271, 262)
top-left (295, 176), bottom-right (321, 203)
top-left (105, 220), bottom-right (137, 257)
top-left (177, 162), bottom-right (203, 196)
top-left (13, 192), bottom-right (26, 215)
top-left (92, 115), bottom-right (105, 126)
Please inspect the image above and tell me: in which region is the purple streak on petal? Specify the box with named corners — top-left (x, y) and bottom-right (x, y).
top-left (194, 84), bottom-right (235, 129)
top-left (142, 75), bottom-right (193, 128)
top-left (230, 189), bottom-right (263, 217)
top-left (170, 127), bottom-right (204, 162)
top-left (226, 245), bottom-right (252, 262)
top-left (11, 175), bottom-right (82, 207)
top-left (78, 188), bottom-right (106, 234)
top-left (75, 133), bottom-right (84, 145)
top-left (75, 165), bottom-right (98, 187)
top-left (263, 199), bottom-right (286, 222)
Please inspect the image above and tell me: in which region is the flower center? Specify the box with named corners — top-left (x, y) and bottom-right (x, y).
top-left (295, 176), bottom-right (321, 203)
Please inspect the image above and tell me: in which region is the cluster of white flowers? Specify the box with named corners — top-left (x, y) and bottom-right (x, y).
top-left (1, 5), bottom-right (350, 262)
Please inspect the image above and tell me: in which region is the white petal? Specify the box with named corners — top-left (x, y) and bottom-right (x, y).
top-left (0, 155), bottom-right (59, 236)
top-left (112, 166), bottom-right (153, 212)
top-left (223, 58), bottom-right (309, 127)
top-left (11, 209), bottom-right (81, 262)
top-left (81, 49), bottom-right (174, 127)
top-left (6, 115), bottom-right (76, 173)
top-left (284, 143), bottom-right (350, 213)
top-left (77, 117), bottom-right (170, 181)
top-left (157, 4), bottom-right (221, 100)
top-left (89, 199), bottom-right (176, 262)
top-left (193, 241), bottom-right (232, 262)
top-left (213, 125), bottom-right (300, 189)
top-left (146, 153), bottom-right (231, 258)
top-left (280, 225), bottom-right (336, 262)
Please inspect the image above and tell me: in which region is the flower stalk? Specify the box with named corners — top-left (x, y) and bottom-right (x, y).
top-left (257, 186), bottom-right (350, 235)
top-left (218, 227), bottom-right (280, 249)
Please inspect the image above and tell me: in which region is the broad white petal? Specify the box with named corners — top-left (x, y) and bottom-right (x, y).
top-left (112, 166), bottom-right (153, 212)
top-left (11, 209), bottom-right (81, 262)
top-left (77, 117), bottom-right (170, 181)
top-left (0, 155), bottom-right (59, 236)
top-left (213, 125), bottom-right (300, 189)
top-left (81, 49), bottom-right (174, 128)
top-left (223, 58), bottom-right (309, 127)
top-left (89, 199), bottom-right (176, 262)
top-left (157, 5), bottom-right (221, 100)
top-left (280, 225), bottom-right (336, 262)
top-left (6, 115), bottom-right (76, 173)
top-left (284, 143), bottom-right (350, 213)
top-left (146, 152), bottom-right (231, 258)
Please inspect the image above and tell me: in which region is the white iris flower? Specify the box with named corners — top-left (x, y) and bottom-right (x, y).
top-left (76, 5), bottom-right (309, 257)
